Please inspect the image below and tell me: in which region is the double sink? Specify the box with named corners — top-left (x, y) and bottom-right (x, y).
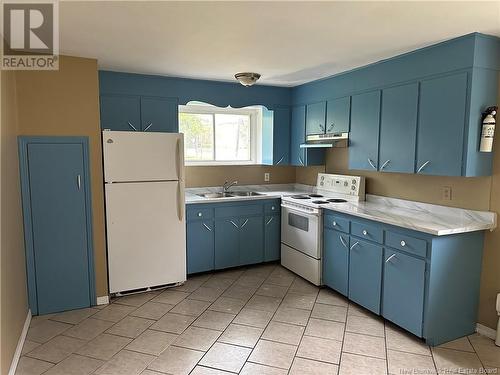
top-left (197, 191), bottom-right (264, 199)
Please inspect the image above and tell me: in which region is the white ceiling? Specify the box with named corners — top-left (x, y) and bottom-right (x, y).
top-left (60, 1), bottom-right (500, 87)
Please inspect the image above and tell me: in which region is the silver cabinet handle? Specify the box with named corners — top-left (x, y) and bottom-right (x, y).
top-left (298, 155), bottom-right (304, 166)
top-left (362, 230), bottom-right (368, 236)
top-left (197, 212), bottom-right (202, 217)
top-left (386, 254), bottom-right (397, 263)
top-left (318, 124), bottom-right (325, 132)
top-left (332, 221), bottom-right (337, 227)
top-left (380, 160), bottom-right (390, 170)
top-left (202, 223), bottom-right (212, 231)
top-left (143, 122), bottom-right (153, 131)
top-left (276, 155), bottom-right (285, 165)
top-left (266, 217), bottom-right (274, 225)
top-left (417, 160), bottom-right (430, 173)
top-left (127, 121), bottom-right (138, 131)
top-left (77, 174), bottom-right (81, 190)
top-left (367, 158), bottom-right (377, 170)
top-left (350, 242), bottom-right (359, 251)
top-left (230, 220), bottom-right (239, 228)
top-left (327, 123), bottom-right (335, 132)
top-left (241, 219), bottom-right (249, 228)
top-left (400, 240), bottom-right (406, 247)
top-left (339, 235), bottom-right (348, 249)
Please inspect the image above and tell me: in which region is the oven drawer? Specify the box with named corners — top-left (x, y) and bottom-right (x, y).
top-left (351, 221), bottom-right (383, 244)
top-left (324, 214), bottom-right (350, 233)
top-left (385, 231), bottom-right (427, 257)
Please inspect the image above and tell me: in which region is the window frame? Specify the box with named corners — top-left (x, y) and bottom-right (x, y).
top-left (179, 104), bottom-right (262, 166)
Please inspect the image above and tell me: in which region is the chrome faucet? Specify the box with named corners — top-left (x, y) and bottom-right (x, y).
top-left (222, 180), bottom-right (238, 193)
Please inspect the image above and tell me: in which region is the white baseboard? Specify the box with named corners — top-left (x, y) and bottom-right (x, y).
top-left (8, 309), bottom-right (31, 375)
top-left (96, 295), bottom-right (109, 305)
top-left (476, 323), bottom-right (497, 340)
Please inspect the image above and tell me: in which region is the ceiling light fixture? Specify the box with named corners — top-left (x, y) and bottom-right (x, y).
top-left (235, 72), bottom-right (261, 87)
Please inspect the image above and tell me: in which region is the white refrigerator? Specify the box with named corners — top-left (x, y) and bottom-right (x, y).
top-left (102, 131), bottom-right (186, 294)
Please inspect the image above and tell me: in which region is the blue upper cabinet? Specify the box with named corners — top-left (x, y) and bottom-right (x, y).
top-left (416, 72), bottom-right (468, 176)
top-left (326, 96), bottom-right (350, 133)
top-left (100, 95), bottom-right (141, 131)
top-left (141, 97), bottom-right (179, 132)
top-left (290, 105), bottom-right (325, 166)
top-left (262, 107), bottom-right (291, 165)
top-left (349, 90), bottom-right (381, 171)
top-left (306, 102), bottom-right (326, 135)
top-left (379, 83), bottom-right (419, 173)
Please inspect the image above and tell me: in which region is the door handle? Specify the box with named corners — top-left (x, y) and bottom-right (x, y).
top-left (143, 122), bottom-right (153, 131)
top-left (339, 235), bottom-right (348, 249)
top-left (176, 137), bottom-right (185, 182)
top-left (417, 160), bottom-right (430, 173)
top-left (77, 174), bottom-right (81, 190)
top-left (318, 124), bottom-right (325, 132)
top-left (350, 242), bottom-right (359, 251)
top-left (276, 155), bottom-right (285, 165)
top-left (241, 219), bottom-right (249, 228)
top-left (327, 123), bottom-right (335, 132)
top-left (266, 217), bottom-right (273, 225)
top-left (367, 158), bottom-right (377, 170)
top-left (298, 155), bottom-right (304, 166)
top-left (177, 182), bottom-right (184, 222)
top-left (127, 121), bottom-right (138, 131)
top-left (380, 160), bottom-right (390, 170)
top-left (230, 220), bottom-right (239, 228)
top-left (385, 254), bottom-right (397, 263)
top-left (202, 223), bottom-right (212, 231)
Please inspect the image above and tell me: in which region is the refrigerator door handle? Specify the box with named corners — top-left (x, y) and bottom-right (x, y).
top-left (176, 136), bottom-right (185, 182)
top-left (177, 181), bottom-right (184, 222)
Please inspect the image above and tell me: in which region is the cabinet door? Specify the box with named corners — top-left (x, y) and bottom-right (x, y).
top-left (141, 97), bottom-right (179, 132)
top-left (264, 215), bottom-right (280, 262)
top-left (239, 216), bottom-right (264, 265)
top-left (186, 221), bottom-right (214, 274)
top-left (379, 83), bottom-right (419, 173)
top-left (323, 229), bottom-right (349, 296)
top-left (306, 102), bottom-right (326, 135)
top-left (326, 97), bottom-right (350, 133)
top-left (290, 106), bottom-right (306, 166)
top-left (100, 95), bottom-right (141, 131)
top-left (416, 72), bottom-right (468, 176)
top-left (273, 107), bottom-right (291, 165)
top-left (214, 218), bottom-right (240, 269)
top-left (348, 239), bottom-right (383, 314)
top-left (349, 91), bottom-right (381, 171)
top-left (383, 249), bottom-right (426, 337)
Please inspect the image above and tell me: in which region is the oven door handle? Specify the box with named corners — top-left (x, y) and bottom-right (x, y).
top-left (280, 204), bottom-right (319, 217)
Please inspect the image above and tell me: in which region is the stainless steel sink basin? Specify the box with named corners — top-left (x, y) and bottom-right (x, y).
top-left (197, 192), bottom-right (234, 199)
top-left (230, 191), bottom-right (264, 197)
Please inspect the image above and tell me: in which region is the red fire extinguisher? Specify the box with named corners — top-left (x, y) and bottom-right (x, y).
top-left (479, 106), bottom-right (497, 153)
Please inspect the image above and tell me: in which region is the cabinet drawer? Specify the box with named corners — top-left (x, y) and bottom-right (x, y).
top-left (187, 208), bottom-right (214, 221)
top-left (215, 204), bottom-right (262, 218)
top-left (351, 221), bottom-right (383, 243)
top-left (385, 231), bottom-right (427, 257)
top-left (265, 201), bottom-right (280, 214)
top-left (324, 214), bottom-right (350, 233)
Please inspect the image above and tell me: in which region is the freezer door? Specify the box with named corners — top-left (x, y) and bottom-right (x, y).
top-left (102, 131), bottom-right (184, 183)
top-left (105, 181), bottom-right (186, 293)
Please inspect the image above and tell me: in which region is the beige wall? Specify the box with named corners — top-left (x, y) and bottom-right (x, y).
top-left (14, 56), bottom-right (108, 297)
top-left (1, 71), bottom-right (28, 374)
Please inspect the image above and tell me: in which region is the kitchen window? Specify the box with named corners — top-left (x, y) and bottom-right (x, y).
top-left (179, 104), bottom-right (262, 165)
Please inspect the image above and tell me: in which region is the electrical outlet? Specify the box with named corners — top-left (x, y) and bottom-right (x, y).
top-left (442, 186), bottom-right (452, 201)
top-left (264, 173), bottom-right (270, 182)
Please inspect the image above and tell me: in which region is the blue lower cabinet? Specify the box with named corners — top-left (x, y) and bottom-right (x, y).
top-left (323, 229), bottom-right (349, 296)
top-left (348, 239), bottom-right (383, 314)
top-left (186, 220), bottom-right (214, 274)
top-left (382, 248), bottom-right (426, 337)
top-left (239, 217), bottom-right (264, 265)
top-left (264, 215), bottom-right (280, 261)
top-left (214, 218), bottom-right (240, 269)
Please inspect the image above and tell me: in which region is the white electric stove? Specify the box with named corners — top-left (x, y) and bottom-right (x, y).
top-left (281, 173), bottom-right (365, 285)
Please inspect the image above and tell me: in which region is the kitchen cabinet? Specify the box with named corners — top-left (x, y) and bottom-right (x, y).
top-left (416, 72), bottom-right (468, 176)
top-left (379, 83), bottom-right (419, 173)
top-left (264, 214), bottom-right (280, 262)
top-left (326, 96), bottom-right (350, 133)
top-left (382, 248), bottom-right (426, 336)
top-left (186, 220), bottom-right (214, 274)
top-left (348, 239), bottom-right (383, 314)
top-left (262, 107), bottom-right (290, 165)
top-left (323, 228), bottom-right (349, 296)
top-left (348, 90), bottom-right (381, 171)
top-left (290, 105), bottom-right (325, 166)
top-left (240, 217), bottom-right (264, 265)
top-left (214, 218), bottom-right (240, 269)
top-left (141, 97), bottom-right (179, 132)
top-left (306, 102), bottom-right (326, 135)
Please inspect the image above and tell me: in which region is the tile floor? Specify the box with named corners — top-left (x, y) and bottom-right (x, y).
top-left (16, 263), bottom-right (500, 375)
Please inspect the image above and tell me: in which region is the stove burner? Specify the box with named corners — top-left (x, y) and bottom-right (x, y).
top-left (327, 198), bottom-right (348, 203)
top-left (291, 195), bottom-right (311, 200)
top-left (309, 194), bottom-right (324, 198)
top-left (312, 200), bottom-right (329, 204)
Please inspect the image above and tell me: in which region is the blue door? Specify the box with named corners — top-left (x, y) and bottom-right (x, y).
top-left (348, 239), bottom-right (383, 314)
top-left (416, 72), bottom-right (467, 176)
top-left (100, 95), bottom-right (141, 131)
top-left (379, 83), bottom-right (419, 173)
top-left (214, 218), bottom-right (240, 269)
top-left (186, 221), bottom-right (214, 274)
top-left (272, 107), bottom-right (291, 165)
top-left (306, 102), bottom-right (326, 135)
top-left (326, 97), bottom-right (350, 133)
top-left (323, 229), bottom-right (349, 296)
top-left (141, 97), bottom-right (179, 132)
top-left (264, 215), bottom-right (280, 262)
top-left (239, 216), bottom-right (264, 265)
top-left (349, 91), bottom-right (381, 171)
top-left (21, 140), bottom-right (93, 315)
top-left (382, 249), bottom-right (426, 336)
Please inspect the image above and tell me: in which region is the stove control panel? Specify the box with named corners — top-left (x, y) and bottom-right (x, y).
top-left (317, 173), bottom-right (365, 199)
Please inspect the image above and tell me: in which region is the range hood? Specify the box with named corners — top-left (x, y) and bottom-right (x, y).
top-left (300, 132), bottom-right (349, 148)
